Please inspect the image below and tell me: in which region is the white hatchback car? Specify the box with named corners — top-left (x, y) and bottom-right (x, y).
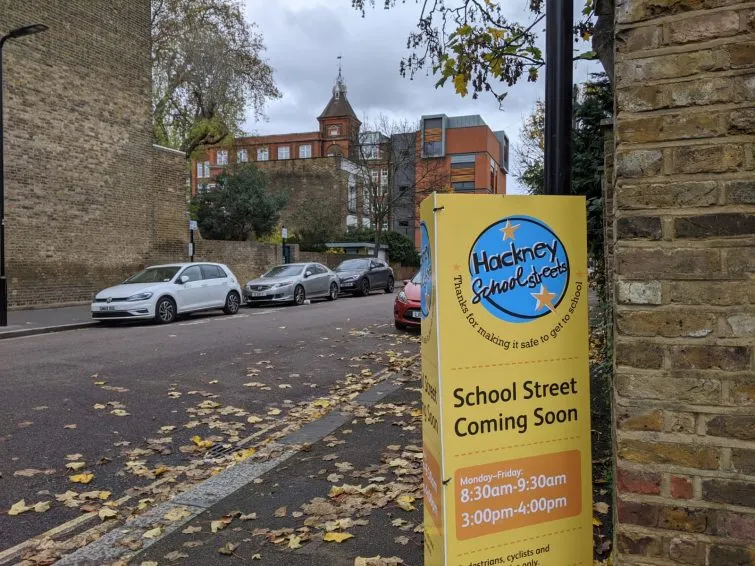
top-left (91, 263), bottom-right (243, 324)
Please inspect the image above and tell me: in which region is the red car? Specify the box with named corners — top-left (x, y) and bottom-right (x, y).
top-left (394, 272), bottom-right (422, 330)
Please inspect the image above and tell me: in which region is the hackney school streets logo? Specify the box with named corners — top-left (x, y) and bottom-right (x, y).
top-left (420, 221), bottom-right (432, 319)
top-left (468, 216), bottom-right (570, 323)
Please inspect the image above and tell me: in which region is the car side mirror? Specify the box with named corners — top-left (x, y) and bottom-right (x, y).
top-left (179, 275), bottom-right (189, 284)
top-left (403, 280), bottom-right (410, 286)
top-left (304, 271), bottom-right (312, 278)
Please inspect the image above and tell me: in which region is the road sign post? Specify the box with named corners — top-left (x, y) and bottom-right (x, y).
top-left (421, 193), bottom-right (592, 566)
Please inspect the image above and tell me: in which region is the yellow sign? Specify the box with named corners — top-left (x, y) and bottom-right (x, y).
top-left (421, 194), bottom-right (592, 566)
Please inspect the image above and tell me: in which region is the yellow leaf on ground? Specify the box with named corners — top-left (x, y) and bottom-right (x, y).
top-left (251, 554), bottom-right (261, 560)
top-left (218, 542), bottom-right (238, 555)
top-left (143, 526), bottom-right (162, 539)
top-left (33, 501), bottom-right (51, 513)
top-left (65, 462), bottom-right (87, 471)
top-left (8, 499), bottom-right (31, 516)
top-left (247, 416), bottom-right (263, 424)
top-left (70, 473), bottom-right (94, 484)
top-left (164, 507), bottom-right (192, 522)
top-left (593, 517), bottom-right (603, 526)
top-left (139, 562), bottom-right (158, 566)
top-left (396, 495), bottom-right (415, 512)
top-left (111, 409), bottom-right (130, 417)
top-left (288, 535), bottom-right (303, 549)
top-left (274, 506), bottom-right (287, 517)
top-left (267, 408), bottom-right (282, 416)
top-left (191, 435), bottom-right (213, 449)
top-left (323, 532), bottom-right (353, 543)
top-left (99, 508), bottom-right (118, 521)
top-left (211, 519), bottom-right (230, 533)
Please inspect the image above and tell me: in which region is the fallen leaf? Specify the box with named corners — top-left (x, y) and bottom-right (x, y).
top-left (32, 501), bottom-right (51, 513)
top-left (278, 384), bottom-right (292, 389)
top-left (394, 535), bottom-right (410, 545)
top-left (65, 462), bottom-right (87, 471)
top-left (70, 473), bottom-right (94, 484)
top-left (288, 535), bottom-right (303, 549)
top-left (8, 499), bottom-right (31, 516)
top-left (164, 550), bottom-right (189, 562)
top-left (191, 435), bottom-right (213, 449)
top-left (323, 532), bottom-right (353, 543)
top-left (354, 557), bottom-right (404, 566)
top-left (251, 554), bottom-right (261, 560)
top-left (208, 380), bottom-right (219, 384)
top-left (274, 506), bottom-right (287, 517)
top-left (211, 519), bottom-right (230, 533)
top-left (396, 495), bottom-right (415, 512)
top-left (594, 501), bottom-right (610, 514)
top-left (593, 517), bottom-right (603, 526)
top-left (111, 409), bottom-right (130, 417)
top-left (182, 525), bottom-right (202, 534)
top-left (247, 415), bottom-right (263, 424)
top-left (143, 526), bottom-right (163, 539)
top-left (99, 508), bottom-right (118, 521)
top-left (93, 404), bottom-right (106, 410)
top-left (140, 562), bottom-right (159, 566)
top-left (218, 542), bottom-right (238, 555)
top-left (63, 424), bottom-right (78, 429)
top-left (164, 507), bottom-right (192, 522)
top-left (267, 408), bottom-right (282, 416)
top-left (14, 468), bottom-right (55, 478)
top-left (239, 513), bottom-right (257, 521)
top-left (66, 453), bottom-right (84, 460)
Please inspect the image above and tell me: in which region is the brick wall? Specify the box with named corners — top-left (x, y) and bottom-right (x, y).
top-left (256, 157), bottom-right (351, 233)
top-left (611, 1), bottom-right (755, 564)
top-left (3, 1), bottom-right (188, 307)
top-left (194, 234), bottom-right (297, 284)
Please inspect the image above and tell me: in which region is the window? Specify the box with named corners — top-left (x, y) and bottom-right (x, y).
top-left (370, 170), bottom-right (379, 186)
top-left (424, 117), bottom-right (443, 130)
top-left (451, 154), bottom-right (476, 166)
top-left (278, 146), bottom-right (290, 160)
top-left (423, 141), bottom-right (442, 157)
top-left (257, 147), bottom-right (269, 161)
top-left (399, 220), bottom-right (409, 227)
top-left (363, 144), bottom-right (380, 160)
top-left (380, 168), bottom-right (389, 191)
top-left (200, 265), bottom-right (226, 279)
top-left (198, 183), bottom-right (216, 193)
top-left (180, 266), bottom-right (202, 282)
top-left (328, 125), bottom-right (341, 137)
top-left (237, 149), bottom-right (248, 163)
top-left (452, 181), bottom-right (475, 192)
top-left (216, 150), bottom-right (228, 165)
top-left (348, 179), bottom-right (357, 213)
top-left (197, 161), bottom-right (210, 178)
top-left (299, 144), bottom-right (312, 159)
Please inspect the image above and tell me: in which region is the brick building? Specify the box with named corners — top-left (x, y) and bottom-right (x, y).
top-left (3, 1), bottom-right (187, 307)
top-left (192, 78), bottom-right (509, 246)
top-left (594, 0), bottom-right (755, 564)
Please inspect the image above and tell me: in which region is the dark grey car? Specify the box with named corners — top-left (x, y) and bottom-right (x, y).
top-left (335, 258), bottom-right (395, 296)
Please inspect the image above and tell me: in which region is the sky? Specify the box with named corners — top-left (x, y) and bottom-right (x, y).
top-left (241, 1), bottom-right (597, 195)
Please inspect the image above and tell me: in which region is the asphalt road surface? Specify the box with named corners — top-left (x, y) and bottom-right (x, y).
top-left (0, 292), bottom-right (418, 553)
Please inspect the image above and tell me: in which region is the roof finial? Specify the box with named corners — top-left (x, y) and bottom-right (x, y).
top-left (334, 55), bottom-right (346, 99)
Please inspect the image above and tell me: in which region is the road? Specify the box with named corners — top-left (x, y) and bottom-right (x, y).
top-left (0, 292), bottom-right (418, 554)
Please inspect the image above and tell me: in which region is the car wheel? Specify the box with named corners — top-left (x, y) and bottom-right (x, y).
top-left (154, 297), bottom-right (177, 324)
top-left (385, 276), bottom-right (395, 294)
top-left (358, 278), bottom-right (370, 297)
top-left (395, 321), bottom-right (405, 331)
top-left (294, 285), bottom-right (306, 306)
top-left (223, 291), bottom-right (241, 315)
top-left (327, 282), bottom-right (338, 301)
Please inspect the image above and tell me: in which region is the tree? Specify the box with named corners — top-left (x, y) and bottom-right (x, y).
top-left (515, 99), bottom-right (545, 195)
top-left (514, 74), bottom-right (612, 261)
top-left (352, 1), bottom-right (595, 105)
top-left (191, 164), bottom-right (288, 241)
top-left (355, 115), bottom-right (449, 256)
top-left (151, 0), bottom-right (281, 154)
top-left (289, 194), bottom-right (343, 252)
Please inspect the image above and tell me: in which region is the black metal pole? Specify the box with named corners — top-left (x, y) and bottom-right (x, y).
top-left (189, 229), bottom-right (194, 262)
top-left (0, 40), bottom-right (7, 326)
top-left (544, 0), bottom-right (574, 196)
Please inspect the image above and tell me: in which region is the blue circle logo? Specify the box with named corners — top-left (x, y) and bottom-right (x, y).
top-left (419, 222), bottom-right (432, 319)
top-left (468, 216), bottom-right (569, 323)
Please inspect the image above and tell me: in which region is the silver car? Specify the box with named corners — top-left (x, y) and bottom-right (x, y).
top-left (244, 263), bottom-right (340, 306)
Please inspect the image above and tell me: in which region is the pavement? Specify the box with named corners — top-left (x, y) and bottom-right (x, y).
top-left (0, 291), bottom-right (419, 564)
top-left (1, 305), bottom-right (94, 338)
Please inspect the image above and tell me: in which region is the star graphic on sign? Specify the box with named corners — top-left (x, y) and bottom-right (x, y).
top-left (500, 220), bottom-right (520, 241)
top-left (531, 285), bottom-right (557, 313)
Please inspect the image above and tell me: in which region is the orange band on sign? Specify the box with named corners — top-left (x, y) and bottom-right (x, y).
top-left (455, 450), bottom-right (581, 540)
top-left (423, 446), bottom-right (443, 529)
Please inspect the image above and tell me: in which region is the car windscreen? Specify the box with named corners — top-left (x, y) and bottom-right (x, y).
top-left (263, 265), bottom-right (304, 278)
top-left (336, 259), bottom-right (369, 272)
top-left (124, 266), bottom-right (181, 283)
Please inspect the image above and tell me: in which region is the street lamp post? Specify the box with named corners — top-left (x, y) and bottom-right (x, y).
top-left (0, 23), bottom-right (48, 326)
top-left (281, 226), bottom-right (288, 264)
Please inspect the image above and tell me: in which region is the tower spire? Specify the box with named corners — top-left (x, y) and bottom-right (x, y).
top-left (333, 55), bottom-right (346, 99)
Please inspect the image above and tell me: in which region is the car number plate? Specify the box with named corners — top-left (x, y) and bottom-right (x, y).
top-left (99, 305), bottom-right (116, 311)
top-left (251, 292), bottom-right (264, 297)
top-left (410, 311), bottom-right (422, 319)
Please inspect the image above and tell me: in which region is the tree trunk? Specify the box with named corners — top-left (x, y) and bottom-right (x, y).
top-left (373, 225), bottom-right (382, 258)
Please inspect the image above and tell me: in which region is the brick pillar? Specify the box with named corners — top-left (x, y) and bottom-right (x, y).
top-left (612, 1), bottom-right (755, 564)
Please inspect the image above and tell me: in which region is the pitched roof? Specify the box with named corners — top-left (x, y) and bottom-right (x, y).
top-left (318, 77), bottom-right (360, 122)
